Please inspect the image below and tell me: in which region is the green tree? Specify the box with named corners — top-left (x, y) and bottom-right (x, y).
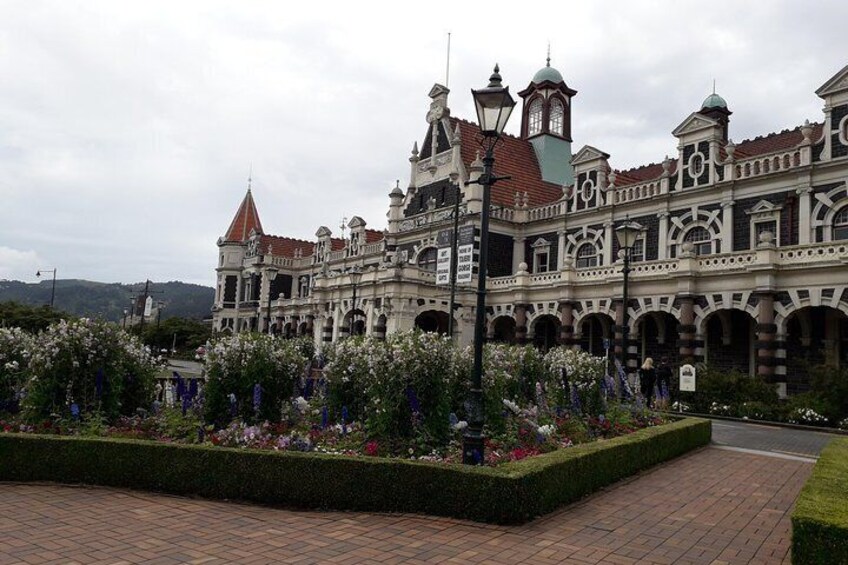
top-left (141, 316), bottom-right (212, 354)
top-left (0, 301), bottom-right (71, 333)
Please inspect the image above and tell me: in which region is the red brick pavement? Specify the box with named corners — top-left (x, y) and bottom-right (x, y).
top-left (0, 446), bottom-right (812, 564)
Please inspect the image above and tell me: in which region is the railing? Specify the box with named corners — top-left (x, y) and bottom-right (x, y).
top-left (697, 251), bottom-right (756, 272)
top-left (526, 202), bottom-right (565, 221)
top-left (529, 271), bottom-right (561, 284)
top-left (488, 275), bottom-right (516, 288)
top-left (575, 266), bottom-right (618, 282)
top-left (778, 242), bottom-right (848, 266)
top-left (612, 179), bottom-right (662, 204)
top-left (362, 241), bottom-right (384, 255)
top-left (490, 207), bottom-right (515, 221)
top-left (734, 149), bottom-right (801, 180)
top-left (629, 259), bottom-right (679, 276)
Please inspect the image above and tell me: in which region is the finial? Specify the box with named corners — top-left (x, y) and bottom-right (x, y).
top-left (247, 163), bottom-right (253, 191)
top-left (546, 42), bottom-right (551, 67)
top-left (712, 79), bottom-right (716, 95)
top-left (488, 64), bottom-right (502, 87)
top-left (395, 179), bottom-right (400, 189)
top-left (411, 141), bottom-right (419, 156)
top-left (339, 216), bottom-right (348, 237)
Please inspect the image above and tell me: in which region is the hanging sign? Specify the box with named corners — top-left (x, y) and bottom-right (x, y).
top-left (436, 229), bottom-right (452, 286)
top-left (679, 364), bottom-right (697, 392)
top-left (456, 225), bottom-right (475, 284)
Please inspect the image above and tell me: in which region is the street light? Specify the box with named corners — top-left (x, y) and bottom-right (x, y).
top-left (35, 268), bottom-right (57, 308)
top-left (266, 267), bottom-right (279, 335)
top-left (349, 266), bottom-right (363, 336)
top-left (122, 309), bottom-right (128, 330)
top-left (614, 219), bottom-right (642, 388)
top-left (463, 64), bottom-right (516, 465)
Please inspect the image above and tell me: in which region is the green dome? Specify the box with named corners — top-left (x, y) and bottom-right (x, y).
top-left (533, 64), bottom-right (564, 84)
top-left (702, 92), bottom-right (727, 109)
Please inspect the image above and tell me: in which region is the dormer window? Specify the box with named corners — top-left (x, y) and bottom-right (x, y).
top-left (549, 99), bottom-right (564, 135)
top-left (531, 238), bottom-right (552, 273)
top-left (528, 99), bottom-right (543, 136)
top-left (575, 243), bottom-right (599, 268)
top-left (834, 207), bottom-right (848, 241)
top-left (688, 152), bottom-right (705, 178)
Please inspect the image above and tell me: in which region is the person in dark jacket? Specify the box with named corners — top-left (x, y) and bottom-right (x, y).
top-left (639, 357), bottom-right (657, 408)
top-left (655, 356), bottom-right (673, 409)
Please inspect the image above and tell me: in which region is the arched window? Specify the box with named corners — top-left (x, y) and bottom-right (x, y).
top-left (834, 207), bottom-right (848, 240)
top-left (528, 99), bottom-right (543, 136)
top-left (417, 247), bottom-right (438, 271)
top-left (575, 243), bottom-right (599, 268)
top-left (684, 226), bottom-right (712, 255)
top-left (549, 99), bottom-right (564, 135)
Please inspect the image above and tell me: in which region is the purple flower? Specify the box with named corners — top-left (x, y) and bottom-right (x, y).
top-left (570, 384), bottom-right (582, 414)
top-left (228, 393), bottom-right (237, 418)
top-left (253, 383), bottom-right (262, 414)
top-left (188, 379), bottom-right (198, 400)
top-left (321, 406), bottom-right (328, 429)
top-left (70, 403), bottom-right (80, 420)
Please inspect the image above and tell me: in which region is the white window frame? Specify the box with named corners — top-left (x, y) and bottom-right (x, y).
top-left (575, 242), bottom-right (599, 268)
top-left (746, 201), bottom-right (782, 249)
top-left (549, 99), bottom-right (564, 136)
top-left (416, 247), bottom-right (438, 272)
top-left (839, 114), bottom-right (848, 146)
top-left (528, 99), bottom-right (543, 136)
top-left (834, 206), bottom-right (848, 241)
top-left (688, 151), bottom-right (706, 179)
top-left (683, 226), bottom-right (713, 256)
top-left (531, 237), bottom-right (552, 273)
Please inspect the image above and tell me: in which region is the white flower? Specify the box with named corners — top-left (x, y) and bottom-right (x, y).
top-left (502, 399), bottom-right (520, 414)
top-left (451, 420), bottom-right (468, 431)
top-left (537, 424), bottom-right (555, 436)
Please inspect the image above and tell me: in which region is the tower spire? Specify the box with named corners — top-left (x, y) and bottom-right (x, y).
top-left (247, 164), bottom-right (253, 191)
top-left (546, 42), bottom-right (551, 67)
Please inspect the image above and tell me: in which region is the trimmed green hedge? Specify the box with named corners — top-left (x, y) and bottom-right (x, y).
top-left (0, 418), bottom-right (710, 524)
top-left (792, 438), bottom-right (848, 564)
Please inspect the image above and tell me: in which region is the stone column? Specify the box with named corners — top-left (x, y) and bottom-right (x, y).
top-left (512, 237), bottom-right (526, 274)
top-left (321, 316), bottom-right (333, 344)
top-left (678, 296), bottom-right (696, 363)
top-left (557, 231), bottom-right (566, 269)
top-left (514, 304), bottom-right (528, 344)
top-left (603, 221), bottom-right (614, 265)
top-left (614, 299), bottom-right (625, 369)
top-left (657, 212), bottom-right (669, 260)
top-left (559, 302), bottom-right (575, 347)
top-left (756, 293), bottom-right (776, 381)
top-left (721, 200), bottom-right (734, 253)
top-left (796, 186), bottom-right (812, 245)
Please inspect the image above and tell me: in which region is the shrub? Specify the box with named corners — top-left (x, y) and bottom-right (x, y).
top-left (792, 438), bottom-right (848, 564)
top-left (0, 327), bottom-right (34, 412)
top-left (807, 365), bottom-right (848, 423)
top-left (686, 366), bottom-right (778, 414)
top-left (0, 417), bottom-right (710, 524)
top-left (203, 334), bottom-right (306, 425)
top-left (322, 335), bottom-right (388, 423)
top-left (544, 347), bottom-right (607, 415)
top-left (23, 319), bottom-right (159, 421)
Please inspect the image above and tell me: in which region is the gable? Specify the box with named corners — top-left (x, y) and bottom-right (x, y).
top-left (672, 112), bottom-right (720, 137)
top-left (816, 64), bottom-right (848, 97)
top-left (571, 145), bottom-right (610, 166)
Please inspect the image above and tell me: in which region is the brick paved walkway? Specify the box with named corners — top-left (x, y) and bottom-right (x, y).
top-left (0, 445), bottom-right (813, 564)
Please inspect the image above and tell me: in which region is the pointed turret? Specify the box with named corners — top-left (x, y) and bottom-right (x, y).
top-left (223, 188), bottom-right (264, 243)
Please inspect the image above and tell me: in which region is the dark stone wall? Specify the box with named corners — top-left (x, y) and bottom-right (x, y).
top-left (611, 213), bottom-right (659, 261)
top-left (525, 232), bottom-right (558, 273)
top-left (574, 170), bottom-right (598, 211)
top-left (404, 179), bottom-right (459, 217)
top-left (223, 275), bottom-right (237, 303)
top-left (272, 274), bottom-right (292, 300)
top-left (732, 192), bottom-right (797, 251)
top-left (419, 121), bottom-right (451, 160)
top-left (487, 232), bottom-right (514, 277)
top-left (705, 310), bottom-right (753, 374)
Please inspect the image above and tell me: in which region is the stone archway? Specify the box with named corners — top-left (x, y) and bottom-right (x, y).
top-left (702, 309), bottom-right (756, 375)
top-left (414, 310), bottom-right (450, 334)
top-left (490, 315), bottom-right (516, 344)
top-left (784, 306), bottom-right (848, 393)
top-left (634, 312), bottom-right (679, 366)
top-left (531, 314), bottom-right (560, 352)
top-left (578, 313), bottom-right (614, 358)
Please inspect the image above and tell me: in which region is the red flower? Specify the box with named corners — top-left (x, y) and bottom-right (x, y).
top-left (364, 441), bottom-right (379, 457)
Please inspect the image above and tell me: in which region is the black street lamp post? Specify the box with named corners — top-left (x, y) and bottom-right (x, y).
top-left (35, 268), bottom-right (57, 308)
top-left (266, 267), bottom-right (279, 335)
top-left (463, 65), bottom-right (516, 465)
top-left (614, 219), bottom-right (641, 388)
top-left (349, 266), bottom-right (363, 336)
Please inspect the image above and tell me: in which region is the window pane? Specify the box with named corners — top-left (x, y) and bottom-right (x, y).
top-left (528, 99), bottom-right (543, 136)
top-left (685, 227), bottom-right (709, 242)
top-left (549, 99), bottom-right (564, 135)
top-left (418, 248), bottom-right (438, 271)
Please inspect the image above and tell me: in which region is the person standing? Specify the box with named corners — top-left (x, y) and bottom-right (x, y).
top-left (639, 357), bottom-right (657, 408)
top-left (656, 356), bottom-right (673, 410)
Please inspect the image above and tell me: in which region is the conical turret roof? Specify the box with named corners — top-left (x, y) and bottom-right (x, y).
top-left (223, 189), bottom-right (263, 242)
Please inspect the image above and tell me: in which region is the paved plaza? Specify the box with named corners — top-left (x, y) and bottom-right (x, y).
top-left (0, 421), bottom-right (836, 564)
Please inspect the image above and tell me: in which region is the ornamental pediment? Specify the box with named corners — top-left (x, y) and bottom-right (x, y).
top-left (531, 237), bottom-right (552, 248)
top-left (672, 112), bottom-right (720, 137)
top-left (315, 226), bottom-right (332, 238)
top-left (571, 145), bottom-right (610, 166)
top-left (745, 200), bottom-right (783, 215)
top-left (816, 64), bottom-right (848, 97)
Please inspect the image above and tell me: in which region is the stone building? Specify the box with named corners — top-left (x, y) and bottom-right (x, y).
top-left (213, 60), bottom-right (848, 395)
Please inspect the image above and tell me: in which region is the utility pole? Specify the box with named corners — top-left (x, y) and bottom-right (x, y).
top-left (131, 280), bottom-right (163, 334)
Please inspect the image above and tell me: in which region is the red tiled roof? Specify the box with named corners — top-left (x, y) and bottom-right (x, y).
top-left (612, 121), bottom-right (822, 187)
top-left (733, 122), bottom-right (822, 158)
top-left (259, 234), bottom-right (314, 258)
top-left (451, 118), bottom-right (564, 207)
top-left (224, 189), bottom-right (263, 242)
top-left (365, 229), bottom-right (384, 243)
top-left (331, 238), bottom-right (346, 251)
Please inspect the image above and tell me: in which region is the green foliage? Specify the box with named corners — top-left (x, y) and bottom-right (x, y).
top-left (23, 319), bottom-right (159, 421)
top-left (807, 365), bottom-right (848, 423)
top-left (141, 316), bottom-right (211, 353)
top-left (0, 301), bottom-right (71, 333)
top-left (0, 327), bottom-right (34, 408)
top-left (792, 438), bottom-right (848, 564)
top-left (203, 333), bottom-right (307, 426)
top-left (0, 417), bottom-right (710, 524)
top-left (687, 366), bottom-right (779, 414)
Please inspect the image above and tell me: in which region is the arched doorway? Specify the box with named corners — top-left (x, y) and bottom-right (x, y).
top-left (414, 310), bottom-right (450, 334)
top-left (342, 309), bottom-right (367, 337)
top-left (531, 315), bottom-right (560, 351)
top-left (784, 306), bottom-right (848, 392)
top-left (635, 312), bottom-right (679, 366)
top-left (578, 313), bottom-right (613, 358)
top-left (490, 316), bottom-right (516, 344)
top-left (703, 309), bottom-right (755, 375)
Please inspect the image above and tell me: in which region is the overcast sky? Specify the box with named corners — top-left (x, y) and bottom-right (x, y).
top-left (1, 1), bottom-right (846, 287)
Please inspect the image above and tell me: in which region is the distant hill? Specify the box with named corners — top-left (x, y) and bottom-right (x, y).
top-left (0, 279), bottom-right (214, 322)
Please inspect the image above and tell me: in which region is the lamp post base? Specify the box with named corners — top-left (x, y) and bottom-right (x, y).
top-left (462, 432), bottom-right (484, 465)
top-left (462, 387), bottom-right (485, 465)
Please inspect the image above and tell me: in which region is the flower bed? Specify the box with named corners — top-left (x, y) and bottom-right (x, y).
top-left (0, 417), bottom-right (710, 524)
